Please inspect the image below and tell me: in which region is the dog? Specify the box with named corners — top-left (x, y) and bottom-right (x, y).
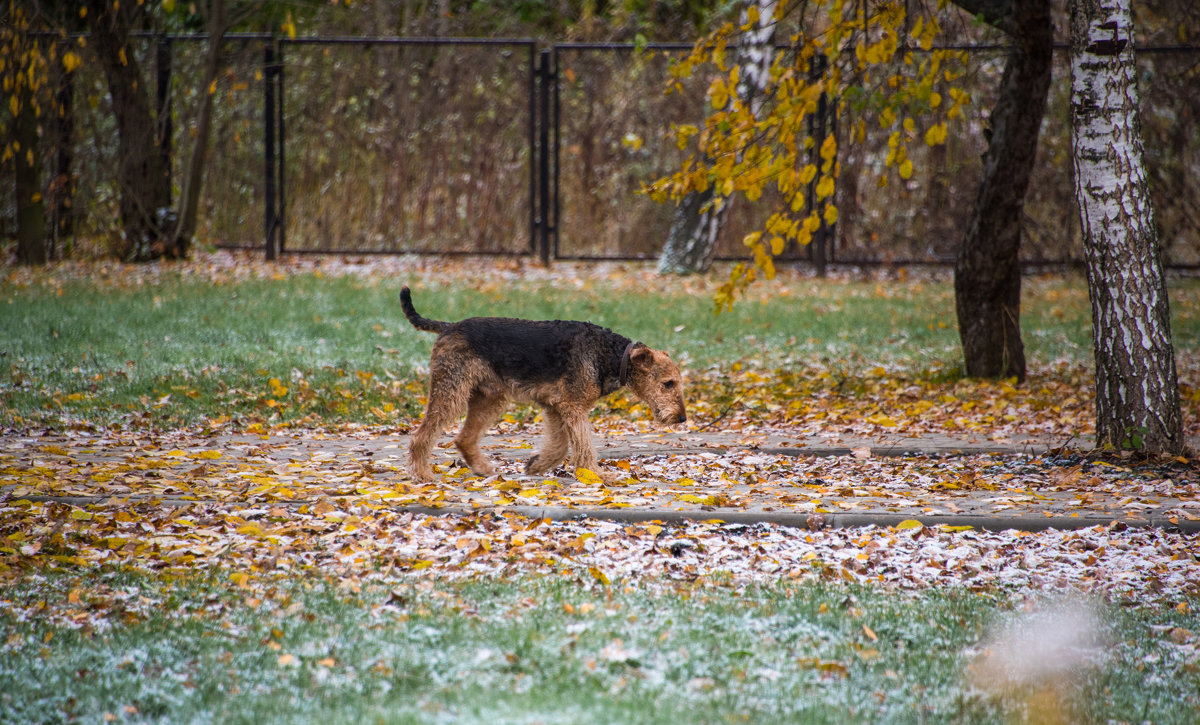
top-left (401, 286), bottom-right (686, 482)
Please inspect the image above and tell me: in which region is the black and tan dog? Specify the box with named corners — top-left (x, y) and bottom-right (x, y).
top-left (401, 286), bottom-right (686, 482)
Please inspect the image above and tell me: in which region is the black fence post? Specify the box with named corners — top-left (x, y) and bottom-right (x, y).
top-left (528, 43), bottom-right (537, 258)
top-left (155, 35), bottom-right (173, 206)
top-left (263, 39), bottom-right (284, 260)
top-left (534, 48), bottom-right (556, 266)
top-left (552, 45), bottom-right (561, 261)
top-left (806, 52), bottom-right (834, 277)
top-left (277, 41), bottom-right (286, 255)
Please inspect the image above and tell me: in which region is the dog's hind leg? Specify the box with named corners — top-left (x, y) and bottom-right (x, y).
top-left (525, 406), bottom-right (569, 475)
top-left (454, 389), bottom-right (507, 477)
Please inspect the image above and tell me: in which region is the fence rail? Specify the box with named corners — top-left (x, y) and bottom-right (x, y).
top-left (15, 33), bottom-right (1200, 269)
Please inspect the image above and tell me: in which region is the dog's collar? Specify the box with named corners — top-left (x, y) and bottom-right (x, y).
top-left (618, 341), bottom-right (642, 387)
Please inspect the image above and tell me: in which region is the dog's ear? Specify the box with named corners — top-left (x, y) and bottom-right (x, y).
top-left (630, 345), bottom-right (653, 367)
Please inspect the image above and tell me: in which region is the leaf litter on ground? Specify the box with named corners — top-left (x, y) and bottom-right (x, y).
top-left (3, 251), bottom-right (1199, 623)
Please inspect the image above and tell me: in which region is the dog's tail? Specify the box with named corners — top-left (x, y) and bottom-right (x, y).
top-left (400, 286), bottom-right (450, 334)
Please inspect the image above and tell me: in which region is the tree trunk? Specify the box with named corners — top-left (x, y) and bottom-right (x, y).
top-left (658, 0), bottom-right (776, 275)
top-left (658, 188), bottom-right (729, 274)
top-left (14, 76), bottom-right (47, 265)
top-left (952, 0), bottom-right (1052, 382)
top-left (173, 0), bottom-right (233, 254)
top-left (1069, 0), bottom-right (1184, 455)
top-left (84, 0), bottom-right (176, 261)
top-left (49, 53), bottom-right (77, 257)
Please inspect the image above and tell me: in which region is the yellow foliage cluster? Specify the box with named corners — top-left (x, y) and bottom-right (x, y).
top-left (647, 0), bottom-right (971, 312)
top-left (1, 2), bottom-right (86, 168)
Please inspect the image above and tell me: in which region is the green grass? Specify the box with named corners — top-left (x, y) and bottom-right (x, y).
top-left (3, 269), bottom-right (1199, 723)
top-left (2, 271), bottom-right (1197, 428)
top-left (2, 569), bottom-right (1197, 724)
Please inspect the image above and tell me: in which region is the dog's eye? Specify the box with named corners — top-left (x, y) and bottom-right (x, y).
top-left (662, 380), bottom-right (677, 389)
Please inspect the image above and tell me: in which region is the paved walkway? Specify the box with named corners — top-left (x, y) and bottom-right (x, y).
top-left (5, 428), bottom-right (1197, 534)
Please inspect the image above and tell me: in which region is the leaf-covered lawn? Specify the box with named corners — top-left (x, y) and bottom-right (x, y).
top-left (2, 252), bottom-right (1199, 723)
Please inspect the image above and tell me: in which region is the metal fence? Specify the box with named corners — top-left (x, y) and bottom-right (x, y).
top-left (18, 34), bottom-right (1200, 268)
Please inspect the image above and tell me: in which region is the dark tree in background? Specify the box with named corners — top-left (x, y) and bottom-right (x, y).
top-left (83, 0), bottom-right (177, 261)
top-left (951, 0), bottom-right (1053, 383)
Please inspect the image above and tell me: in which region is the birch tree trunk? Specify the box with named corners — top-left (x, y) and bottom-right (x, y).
top-left (1069, 0), bottom-right (1184, 454)
top-left (658, 0), bottom-right (776, 275)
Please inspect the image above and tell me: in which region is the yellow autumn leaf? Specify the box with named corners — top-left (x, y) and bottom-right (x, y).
top-left (819, 133), bottom-right (837, 161)
top-left (588, 566), bottom-right (611, 585)
top-left (924, 122), bottom-right (947, 146)
top-left (895, 519), bottom-right (924, 530)
top-left (898, 159), bottom-right (914, 180)
top-left (823, 203), bottom-right (839, 225)
top-left (815, 175), bottom-right (835, 200)
top-left (709, 78), bottom-right (729, 109)
top-left (197, 450), bottom-right (222, 460)
top-left (575, 467), bottom-right (604, 485)
top-left (866, 413), bottom-right (897, 427)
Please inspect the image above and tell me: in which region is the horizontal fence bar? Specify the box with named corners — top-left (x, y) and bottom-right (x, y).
top-left (216, 244), bottom-right (534, 258)
top-left (280, 35), bottom-right (537, 47)
top-left (43, 30), bottom-right (1200, 55)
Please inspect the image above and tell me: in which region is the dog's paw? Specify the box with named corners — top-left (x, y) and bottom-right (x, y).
top-left (470, 462), bottom-right (497, 477)
top-left (524, 455), bottom-right (548, 475)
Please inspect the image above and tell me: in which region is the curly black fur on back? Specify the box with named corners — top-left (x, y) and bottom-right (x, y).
top-left (400, 286), bottom-right (632, 391)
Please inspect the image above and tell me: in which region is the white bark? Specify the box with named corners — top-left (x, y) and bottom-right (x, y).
top-left (1069, 0), bottom-right (1183, 454)
top-left (658, 0), bottom-right (777, 275)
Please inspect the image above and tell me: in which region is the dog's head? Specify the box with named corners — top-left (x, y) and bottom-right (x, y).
top-left (626, 346), bottom-right (687, 425)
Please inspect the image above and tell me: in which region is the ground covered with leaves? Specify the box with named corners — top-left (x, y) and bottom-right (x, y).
top-left (2, 253), bottom-right (1199, 722)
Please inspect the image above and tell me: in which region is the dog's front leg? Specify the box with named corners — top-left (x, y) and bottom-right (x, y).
top-left (525, 406), bottom-right (569, 475)
top-left (557, 408), bottom-right (620, 483)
